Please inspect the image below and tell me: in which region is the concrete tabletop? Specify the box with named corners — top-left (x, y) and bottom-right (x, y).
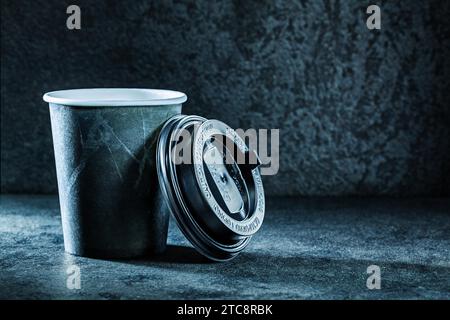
top-left (0, 195), bottom-right (449, 299)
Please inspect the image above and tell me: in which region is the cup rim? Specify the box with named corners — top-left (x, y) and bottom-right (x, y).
top-left (43, 88), bottom-right (187, 107)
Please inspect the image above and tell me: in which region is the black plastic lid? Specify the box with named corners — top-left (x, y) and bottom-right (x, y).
top-left (156, 115), bottom-right (265, 261)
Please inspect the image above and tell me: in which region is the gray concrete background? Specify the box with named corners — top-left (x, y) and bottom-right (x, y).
top-left (1, 0), bottom-right (450, 196)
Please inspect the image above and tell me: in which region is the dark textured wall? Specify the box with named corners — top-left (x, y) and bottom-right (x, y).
top-left (1, 0), bottom-right (450, 196)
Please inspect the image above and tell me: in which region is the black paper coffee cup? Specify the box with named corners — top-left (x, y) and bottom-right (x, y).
top-left (44, 88), bottom-right (186, 259)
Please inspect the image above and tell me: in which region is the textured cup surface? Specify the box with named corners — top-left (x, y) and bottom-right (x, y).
top-left (48, 101), bottom-right (182, 258)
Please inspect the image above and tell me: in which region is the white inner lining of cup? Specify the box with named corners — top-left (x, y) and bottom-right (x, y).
top-left (43, 88), bottom-right (187, 107)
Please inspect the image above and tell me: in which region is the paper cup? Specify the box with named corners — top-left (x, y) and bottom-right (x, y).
top-left (44, 88), bottom-right (185, 258)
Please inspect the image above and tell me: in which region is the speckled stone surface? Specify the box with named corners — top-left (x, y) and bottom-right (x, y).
top-left (1, 0), bottom-right (450, 196)
top-left (0, 195), bottom-right (449, 299)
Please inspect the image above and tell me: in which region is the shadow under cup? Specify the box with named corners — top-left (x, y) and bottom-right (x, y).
top-left (45, 89), bottom-right (185, 259)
